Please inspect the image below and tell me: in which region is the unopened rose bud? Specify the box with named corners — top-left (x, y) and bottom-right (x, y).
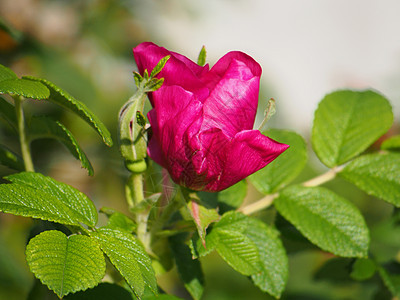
top-left (118, 94), bottom-right (147, 173)
top-left (133, 42), bottom-right (289, 191)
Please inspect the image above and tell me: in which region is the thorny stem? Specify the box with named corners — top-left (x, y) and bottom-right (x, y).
top-left (14, 96), bottom-right (34, 172)
top-left (239, 166), bottom-right (344, 215)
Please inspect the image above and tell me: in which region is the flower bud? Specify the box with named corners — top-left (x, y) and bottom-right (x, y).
top-left (118, 94), bottom-right (147, 173)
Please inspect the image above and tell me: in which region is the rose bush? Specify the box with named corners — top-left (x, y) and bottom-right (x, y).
top-left (133, 42), bottom-right (289, 192)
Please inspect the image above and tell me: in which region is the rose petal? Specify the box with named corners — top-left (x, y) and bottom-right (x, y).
top-left (205, 130), bottom-right (289, 191)
top-left (201, 59), bottom-right (260, 137)
top-left (202, 51), bottom-right (262, 91)
top-left (147, 86), bottom-right (204, 184)
top-left (133, 42), bottom-right (207, 92)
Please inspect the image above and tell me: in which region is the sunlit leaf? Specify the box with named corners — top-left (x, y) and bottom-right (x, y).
top-left (0, 79), bottom-right (49, 100)
top-left (90, 228), bottom-right (157, 298)
top-left (197, 46), bottom-right (207, 66)
top-left (247, 218), bottom-right (288, 298)
top-left (186, 200), bottom-right (220, 247)
top-left (339, 153), bottom-right (400, 206)
top-left (312, 90), bottom-right (393, 167)
top-left (150, 55), bottom-right (170, 78)
top-left (26, 230), bottom-right (105, 298)
top-left (0, 172), bottom-right (98, 227)
top-left (105, 212), bottom-right (136, 232)
top-left (0, 64), bottom-right (18, 82)
top-left (275, 185), bottom-right (369, 257)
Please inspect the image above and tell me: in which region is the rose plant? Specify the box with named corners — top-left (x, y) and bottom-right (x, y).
top-left (0, 41), bottom-right (399, 300)
top-left (133, 42), bottom-right (289, 192)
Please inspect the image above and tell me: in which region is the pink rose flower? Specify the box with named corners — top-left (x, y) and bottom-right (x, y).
top-left (133, 42), bottom-right (289, 192)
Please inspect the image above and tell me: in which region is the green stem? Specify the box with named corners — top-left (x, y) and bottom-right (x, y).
top-left (239, 166), bottom-right (343, 215)
top-left (14, 96), bottom-right (34, 172)
top-left (126, 173), bottom-right (151, 251)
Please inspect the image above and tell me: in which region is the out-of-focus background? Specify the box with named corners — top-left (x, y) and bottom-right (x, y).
top-left (0, 1), bottom-right (399, 299)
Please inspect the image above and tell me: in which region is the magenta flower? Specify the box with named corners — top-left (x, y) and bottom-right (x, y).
top-left (133, 42), bottom-right (289, 192)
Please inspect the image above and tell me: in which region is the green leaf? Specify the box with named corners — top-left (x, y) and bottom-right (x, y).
top-left (90, 228), bottom-right (157, 298)
top-left (0, 144), bottom-right (24, 171)
top-left (274, 185), bottom-right (369, 257)
top-left (339, 153), bottom-right (400, 206)
top-left (217, 180), bottom-right (247, 213)
top-left (0, 95), bottom-right (17, 131)
top-left (212, 229), bottom-right (260, 276)
top-left (197, 46), bottom-right (207, 66)
top-left (312, 90), bottom-right (393, 167)
top-left (170, 234), bottom-right (204, 300)
top-left (350, 258), bottom-right (376, 281)
top-left (209, 212), bottom-right (287, 297)
top-left (28, 116), bottom-right (94, 176)
top-left (189, 231), bottom-right (218, 259)
top-left (249, 129), bottom-right (307, 194)
top-left (186, 200), bottom-right (220, 247)
top-left (105, 212), bottom-right (136, 232)
top-left (0, 64), bottom-right (18, 82)
top-left (150, 55), bottom-right (171, 78)
top-left (23, 76), bottom-right (113, 146)
top-left (207, 212), bottom-right (261, 276)
top-left (381, 135), bottom-right (400, 151)
top-left (0, 172), bottom-right (98, 227)
top-left (247, 218), bottom-right (288, 298)
top-left (0, 78), bottom-right (50, 99)
top-left (26, 230), bottom-right (105, 298)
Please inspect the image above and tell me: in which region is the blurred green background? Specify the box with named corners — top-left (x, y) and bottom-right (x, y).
top-left (0, 0), bottom-right (399, 299)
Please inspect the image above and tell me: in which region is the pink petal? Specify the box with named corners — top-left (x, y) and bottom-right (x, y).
top-left (133, 42), bottom-right (208, 92)
top-left (201, 59), bottom-right (260, 137)
top-left (147, 86), bottom-right (204, 183)
top-left (205, 130), bottom-right (289, 191)
top-left (202, 51), bottom-right (262, 91)
top-left (188, 128), bottom-right (229, 183)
